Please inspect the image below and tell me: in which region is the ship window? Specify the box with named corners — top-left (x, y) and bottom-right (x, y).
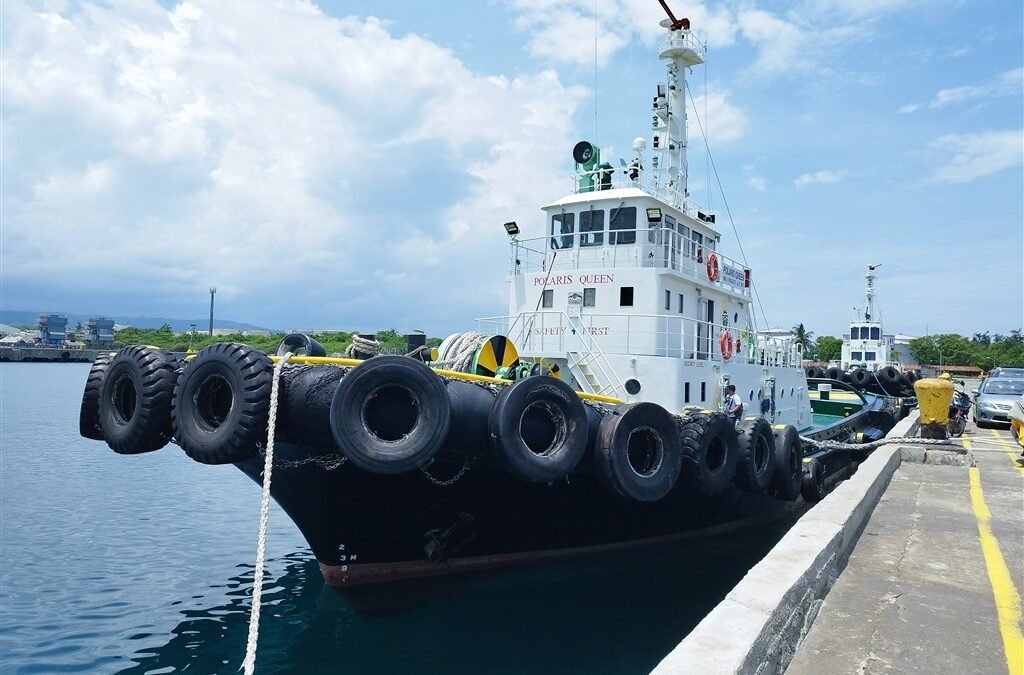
top-left (579, 210), bottom-right (604, 247)
top-left (678, 294), bottom-right (684, 313)
top-left (691, 231), bottom-right (703, 259)
top-left (609, 206), bottom-right (637, 244)
top-left (870, 327), bottom-right (880, 340)
top-left (684, 382), bottom-right (690, 403)
top-left (700, 382), bottom-right (706, 402)
top-left (619, 287), bottom-right (634, 306)
top-left (542, 289), bottom-right (553, 308)
top-left (865, 352), bottom-right (876, 361)
top-left (665, 290), bottom-right (671, 310)
top-left (583, 288), bottom-right (596, 307)
top-left (678, 224), bottom-right (690, 257)
top-left (550, 213), bottom-right (574, 249)
top-left (851, 351), bottom-right (862, 360)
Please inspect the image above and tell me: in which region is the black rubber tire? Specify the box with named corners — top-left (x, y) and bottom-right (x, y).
top-left (877, 366), bottom-right (901, 389)
top-left (595, 402), bottom-right (682, 502)
top-left (734, 417), bottom-right (774, 493)
top-left (825, 366), bottom-right (844, 381)
top-left (488, 376), bottom-right (588, 483)
top-left (801, 458), bottom-right (826, 502)
top-left (677, 410), bottom-right (739, 496)
top-left (330, 356), bottom-right (450, 474)
top-left (805, 366), bottom-right (817, 378)
top-left (99, 346), bottom-right (179, 454)
top-left (172, 343), bottom-right (273, 465)
top-left (277, 332), bottom-right (327, 358)
top-left (770, 425), bottom-right (802, 501)
top-left (849, 368), bottom-right (871, 390)
top-left (79, 352), bottom-right (113, 440)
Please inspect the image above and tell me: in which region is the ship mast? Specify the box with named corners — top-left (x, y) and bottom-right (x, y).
top-left (653, 3), bottom-right (705, 209)
top-left (864, 264), bottom-right (879, 321)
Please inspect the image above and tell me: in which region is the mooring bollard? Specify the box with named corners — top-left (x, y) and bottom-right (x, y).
top-left (914, 374), bottom-right (954, 439)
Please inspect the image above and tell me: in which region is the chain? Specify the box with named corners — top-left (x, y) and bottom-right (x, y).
top-left (420, 457), bottom-right (471, 486)
top-left (256, 446), bottom-right (349, 471)
top-left (242, 352), bottom-right (290, 675)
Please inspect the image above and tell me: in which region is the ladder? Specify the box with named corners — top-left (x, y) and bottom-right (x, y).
top-left (564, 312), bottom-right (622, 398)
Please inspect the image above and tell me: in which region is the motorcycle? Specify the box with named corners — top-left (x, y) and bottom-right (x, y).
top-left (948, 382), bottom-right (971, 437)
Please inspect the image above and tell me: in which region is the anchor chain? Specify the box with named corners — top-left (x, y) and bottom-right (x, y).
top-left (420, 457), bottom-right (471, 486)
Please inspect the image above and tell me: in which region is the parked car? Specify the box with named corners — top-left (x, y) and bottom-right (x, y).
top-left (989, 366), bottom-right (1024, 378)
top-left (973, 377), bottom-right (1024, 427)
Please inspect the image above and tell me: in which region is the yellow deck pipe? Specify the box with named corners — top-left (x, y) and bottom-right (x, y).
top-left (914, 374), bottom-right (954, 439)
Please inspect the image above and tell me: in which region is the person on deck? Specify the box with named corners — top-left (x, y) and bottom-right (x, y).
top-left (725, 384), bottom-right (743, 424)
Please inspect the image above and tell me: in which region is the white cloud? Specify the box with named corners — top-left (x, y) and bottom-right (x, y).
top-left (736, 9), bottom-right (866, 76)
top-left (924, 130), bottom-right (1024, 184)
top-left (794, 170), bottom-right (847, 188)
top-left (929, 67), bottom-right (1024, 109)
top-left (2, 0), bottom-right (587, 331)
top-left (745, 176), bottom-right (767, 192)
top-left (898, 103), bottom-right (921, 114)
top-left (688, 89), bottom-right (749, 143)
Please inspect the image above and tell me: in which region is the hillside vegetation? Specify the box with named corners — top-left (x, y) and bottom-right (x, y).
top-left (112, 326), bottom-right (439, 355)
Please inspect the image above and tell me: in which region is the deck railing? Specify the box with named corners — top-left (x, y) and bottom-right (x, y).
top-left (478, 311), bottom-right (802, 367)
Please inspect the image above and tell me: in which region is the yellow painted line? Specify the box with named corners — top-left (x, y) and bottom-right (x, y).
top-left (963, 438), bottom-right (973, 450)
top-left (968, 467), bottom-right (1024, 675)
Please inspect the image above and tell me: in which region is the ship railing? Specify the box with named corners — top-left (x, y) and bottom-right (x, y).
top-left (477, 312), bottom-right (801, 367)
top-left (569, 167), bottom-right (705, 214)
top-left (657, 30), bottom-right (707, 60)
top-left (509, 229), bottom-right (751, 297)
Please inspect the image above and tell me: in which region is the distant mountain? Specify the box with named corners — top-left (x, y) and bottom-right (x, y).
top-left (0, 310), bottom-right (274, 333)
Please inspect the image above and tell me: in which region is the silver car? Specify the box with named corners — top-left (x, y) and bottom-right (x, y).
top-left (973, 377), bottom-right (1024, 426)
top-left (990, 367), bottom-right (1024, 378)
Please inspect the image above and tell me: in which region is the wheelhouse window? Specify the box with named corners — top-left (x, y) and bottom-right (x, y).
top-left (678, 223), bottom-right (690, 257)
top-left (870, 327), bottom-right (880, 340)
top-left (666, 215), bottom-right (679, 266)
top-left (583, 288), bottom-right (596, 307)
top-left (851, 351), bottom-right (862, 360)
top-left (865, 352), bottom-right (876, 361)
top-left (579, 209), bottom-right (604, 247)
top-left (542, 289), bottom-right (553, 308)
top-left (609, 206), bottom-right (637, 244)
top-left (691, 230), bottom-right (704, 260)
top-left (550, 213), bottom-right (574, 249)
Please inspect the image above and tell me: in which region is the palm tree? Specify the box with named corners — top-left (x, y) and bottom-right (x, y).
top-left (791, 323), bottom-right (814, 356)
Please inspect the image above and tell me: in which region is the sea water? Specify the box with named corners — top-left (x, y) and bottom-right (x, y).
top-left (0, 363), bottom-right (794, 674)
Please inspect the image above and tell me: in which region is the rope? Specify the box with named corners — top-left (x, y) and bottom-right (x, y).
top-left (436, 332), bottom-right (488, 373)
top-left (242, 352), bottom-right (291, 675)
top-left (344, 335), bottom-right (380, 359)
top-left (799, 434), bottom-right (967, 452)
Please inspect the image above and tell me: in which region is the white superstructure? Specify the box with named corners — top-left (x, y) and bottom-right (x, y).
top-left (840, 265), bottom-right (901, 372)
top-left (479, 16), bottom-right (812, 430)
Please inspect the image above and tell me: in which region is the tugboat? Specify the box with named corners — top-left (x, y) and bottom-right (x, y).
top-left (76, 7), bottom-right (896, 590)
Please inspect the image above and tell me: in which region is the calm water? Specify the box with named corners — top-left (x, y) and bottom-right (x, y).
top-left (0, 363), bottom-right (794, 674)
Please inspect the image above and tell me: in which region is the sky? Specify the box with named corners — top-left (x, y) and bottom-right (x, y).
top-left (2, 0), bottom-right (1022, 339)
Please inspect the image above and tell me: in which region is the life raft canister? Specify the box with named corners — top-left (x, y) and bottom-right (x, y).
top-left (719, 330), bottom-right (734, 360)
top-left (706, 252), bottom-right (720, 281)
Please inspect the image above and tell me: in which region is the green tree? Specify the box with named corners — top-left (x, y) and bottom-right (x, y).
top-left (813, 335), bottom-right (842, 362)
top-left (791, 323), bottom-right (814, 354)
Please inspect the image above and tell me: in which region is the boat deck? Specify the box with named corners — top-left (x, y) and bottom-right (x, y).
top-left (788, 421), bottom-right (1024, 675)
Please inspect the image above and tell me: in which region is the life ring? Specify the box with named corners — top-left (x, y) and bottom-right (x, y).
top-left (706, 252), bottom-right (720, 281)
top-left (719, 331), bottom-right (734, 361)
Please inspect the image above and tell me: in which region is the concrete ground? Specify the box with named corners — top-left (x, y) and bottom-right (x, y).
top-left (787, 419), bottom-right (1024, 675)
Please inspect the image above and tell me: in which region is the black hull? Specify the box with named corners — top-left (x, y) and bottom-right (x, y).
top-left (235, 446), bottom-right (799, 588)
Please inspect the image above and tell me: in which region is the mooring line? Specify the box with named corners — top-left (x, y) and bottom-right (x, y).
top-left (242, 352), bottom-right (291, 675)
top-left (968, 467), bottom-right (1024, 675)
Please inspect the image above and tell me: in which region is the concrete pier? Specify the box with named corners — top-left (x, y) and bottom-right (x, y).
top-left (787, 422), bottom-right (1023, 675)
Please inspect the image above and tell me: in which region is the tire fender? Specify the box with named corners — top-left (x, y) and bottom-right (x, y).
top-left (595, 402), bottom-right (682, 502)
top-left (734, 417), bottom-right (774, 493)
top-left (487, 376), bottom-right (588, 483)
top-left (676, 410), bottom-right (740, 496)
top-left (172, 342), bottom-right (274, 465)
top-left (79, 352), bottom-right (113, 440)
top-left (100, 346), bottom-right (180, 454)
top-left (770, 425), bottom-right (802, 501)
top-left (330, 356), bottom-right (450, 474)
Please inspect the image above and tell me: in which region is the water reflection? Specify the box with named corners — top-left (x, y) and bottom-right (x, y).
top-left (117, 516), bottom-right (797, 675)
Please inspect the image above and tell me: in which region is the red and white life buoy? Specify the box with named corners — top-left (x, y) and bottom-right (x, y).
top-left (720, 331), bottom-right (734, 361)
top-left (706, 252), bottom-right (720, 281)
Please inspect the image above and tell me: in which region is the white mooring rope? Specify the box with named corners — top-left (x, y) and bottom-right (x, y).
top-left (242, 352), bottom-right (291, 675)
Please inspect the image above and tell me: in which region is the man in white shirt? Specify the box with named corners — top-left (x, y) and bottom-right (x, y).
top-left (725, 384), bottom-right (743, 424)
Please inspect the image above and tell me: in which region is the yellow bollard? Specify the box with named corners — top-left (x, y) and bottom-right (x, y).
top-left (914, 375), bottom-right (954, 439)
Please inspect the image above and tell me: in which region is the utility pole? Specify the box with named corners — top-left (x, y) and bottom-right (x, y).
top-left (209, 287), bottom-right (217, 336)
